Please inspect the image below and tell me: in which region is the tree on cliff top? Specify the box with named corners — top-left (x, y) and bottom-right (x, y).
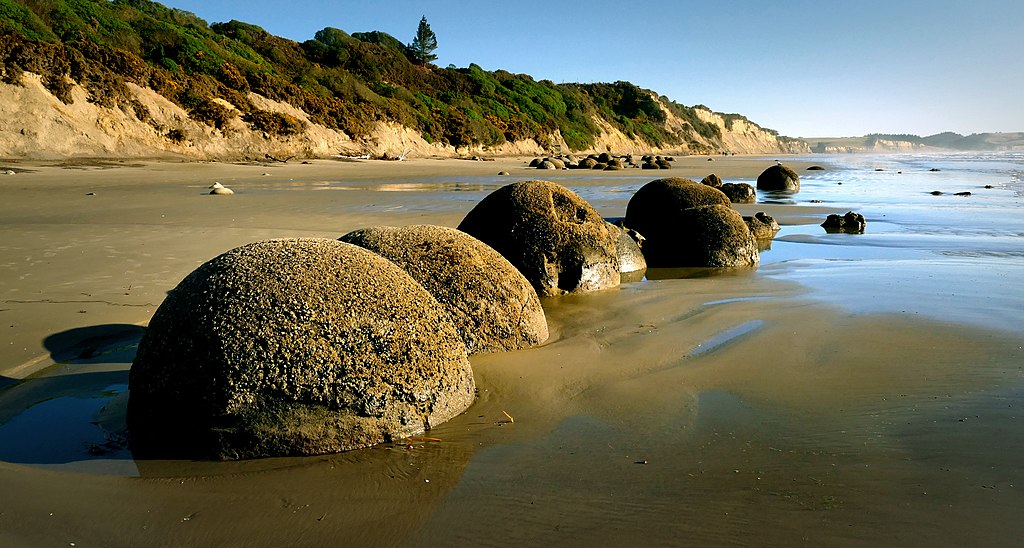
top-left (407, 16), bottom-right (437, 64)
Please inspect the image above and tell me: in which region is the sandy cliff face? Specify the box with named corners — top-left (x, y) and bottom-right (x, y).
top-left (0, 72), bottom-right (805, 159)
top-left (692, 107), bottom-right (809, 155)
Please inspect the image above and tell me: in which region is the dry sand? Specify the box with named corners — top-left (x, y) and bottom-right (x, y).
top-left (2, 155), bottom-right (1022, 546)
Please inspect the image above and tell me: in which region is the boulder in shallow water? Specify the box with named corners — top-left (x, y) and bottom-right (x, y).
top-left (458, 180), bottom-right (620, 296)
top-left (743, 212), bottom-right (781, 239)
top-left (340, 225), bottom-right (548, 354)
top-left (720, 182), bottom-right (756, 203)
top-left (756, 164), bottom-right (800, 192)
top-left (128, 238), bottom-right (475, 459)
top-left (821, 211), bottom-right (866, 233)
top-left (700, 173), bottom-right (723, 188)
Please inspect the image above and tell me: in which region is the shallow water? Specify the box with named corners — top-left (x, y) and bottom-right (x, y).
top-left (2, 153), bottom-right (1024, 546)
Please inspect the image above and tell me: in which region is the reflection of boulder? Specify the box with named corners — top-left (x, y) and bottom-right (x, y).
top-left (756, 164), bottom-right (800, 192)
top-left (637, 205), bottom-right (759, 268)
top-left (821, 211), bottom-right (866, 233)
top-left (340, 225), bottom-right (548, 354)
top-left (127, 238), bottom-right (475, 460)
top-left (458, 181), bottom-right (620, 296)
top-left (720, 182), bottom-right (756, 203)
top-left (743, 212), bottom-right (781, 240)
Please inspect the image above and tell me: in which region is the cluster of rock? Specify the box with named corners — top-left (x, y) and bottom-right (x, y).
top-left (529, 152), bottom-right (674, 171)
top-left (129, 229), bottom-right (549, 459)
top-left (821, 211), bottom-right (867, 233)
top-left (129, 164), bottom-right (800, 460)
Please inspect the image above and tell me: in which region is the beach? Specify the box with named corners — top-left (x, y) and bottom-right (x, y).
top-left (2, 153), bottom-right (1023, 546)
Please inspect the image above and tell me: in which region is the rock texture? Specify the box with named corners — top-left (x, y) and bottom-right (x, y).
top-left (721, 182), bottom-right (756, 203)
top-left (609, 222), bottom-right (647, 275)
top-left (458, 180), bottom-right (620, 296)
top-left (624, 178), bottom-right (735, 265)
top-left (821, 211), bottom-right (867, 233)
top-left (744, 212), bottom-right (781, 239)
top-left (756, 164), bottom-right (801, 192)
top-left (339, 225), bottom-right (548, 354)
top-left (127, 238), bottom-right (475, 460)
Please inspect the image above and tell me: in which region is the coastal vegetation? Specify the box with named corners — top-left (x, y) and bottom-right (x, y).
top-left (0, 0), bottom-right (784, 151)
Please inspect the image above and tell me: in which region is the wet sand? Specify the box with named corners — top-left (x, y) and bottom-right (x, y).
top-left (2, 155), bottom-right (1023, 546)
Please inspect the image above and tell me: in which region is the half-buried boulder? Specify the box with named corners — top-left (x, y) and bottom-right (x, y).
top-left (127, 238), bottom-right (475, 460)
top-left (340, 225), bottom-right (548, 354)
top-left (756, 164), bottom-right (800, 192)
top-left (458, 180), bottom-right (620, 296)
top-left (744, 212), bottom-right (781, 240)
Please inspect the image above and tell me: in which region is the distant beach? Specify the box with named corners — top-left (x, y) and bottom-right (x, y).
top-left (1, 153), bottom-right (1022, 546)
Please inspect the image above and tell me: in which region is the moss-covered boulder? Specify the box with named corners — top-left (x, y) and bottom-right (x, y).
top-left (756, 164), bottom-right (800, 192)
top-left (127, 238), bottom-right (475, 460)
top-left (458, 180), bottom-right (620, 296)
top-left (340, 225), bottom-right (548, 354)
top-left (721, 182), bottom-right (756, 203)
top-left (637, 205), bottom-right (759, 267)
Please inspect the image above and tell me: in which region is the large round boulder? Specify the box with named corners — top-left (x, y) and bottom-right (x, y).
top-left (624, 178), bottom-right (732, 251)
top-left (339, 225), bottom-right (548, 354)
top-left (634, 205), bottom-right (759, 268)
top-left (127, 238), bottom-right (475, 460)
top-left (756, 164), bottom-right (800, 192)
top-left (457, 180), bottom-right (620, 296)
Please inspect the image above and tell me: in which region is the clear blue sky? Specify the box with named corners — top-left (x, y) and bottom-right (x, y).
top-left (162, 0), bottom-right (1024, 138)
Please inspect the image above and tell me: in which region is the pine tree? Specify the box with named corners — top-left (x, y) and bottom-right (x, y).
top-left (408, 16), bottom-right (438, 65)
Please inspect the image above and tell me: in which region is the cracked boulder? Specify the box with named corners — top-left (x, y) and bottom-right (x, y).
top-left (127, 238), bottom-right (475, 460)
top-left (458, 180), bottom-right (620, 296)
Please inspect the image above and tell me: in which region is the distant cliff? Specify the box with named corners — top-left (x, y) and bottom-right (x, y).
top-left (0, 0), bottom-right (806, 160)
top-left (804, 132), bottom-right (1024, 153)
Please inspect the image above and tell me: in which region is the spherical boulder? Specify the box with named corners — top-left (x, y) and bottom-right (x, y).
top-left (458, 180), bottom-right (620, 296)
top-left (127, 238), bottom-right (475, 460)
top-left (340, 225), bottom-right (548, 354)
top-left (578, 157), bottom-right (598, 169)
top-left (721, 182), bottom-right (756, 203)
top-left (756, 164), bottom-right (800, 192)
top-left (700, 173), bottom-right (723, 188)
top-left (638, 205), bottom-right (760, 267)
top-left (547, 157), bottom-right (566, 170)
top-left (537, 160), bottom-right (557, 170)
top-left (625, 178), bottom-right (731, 228)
